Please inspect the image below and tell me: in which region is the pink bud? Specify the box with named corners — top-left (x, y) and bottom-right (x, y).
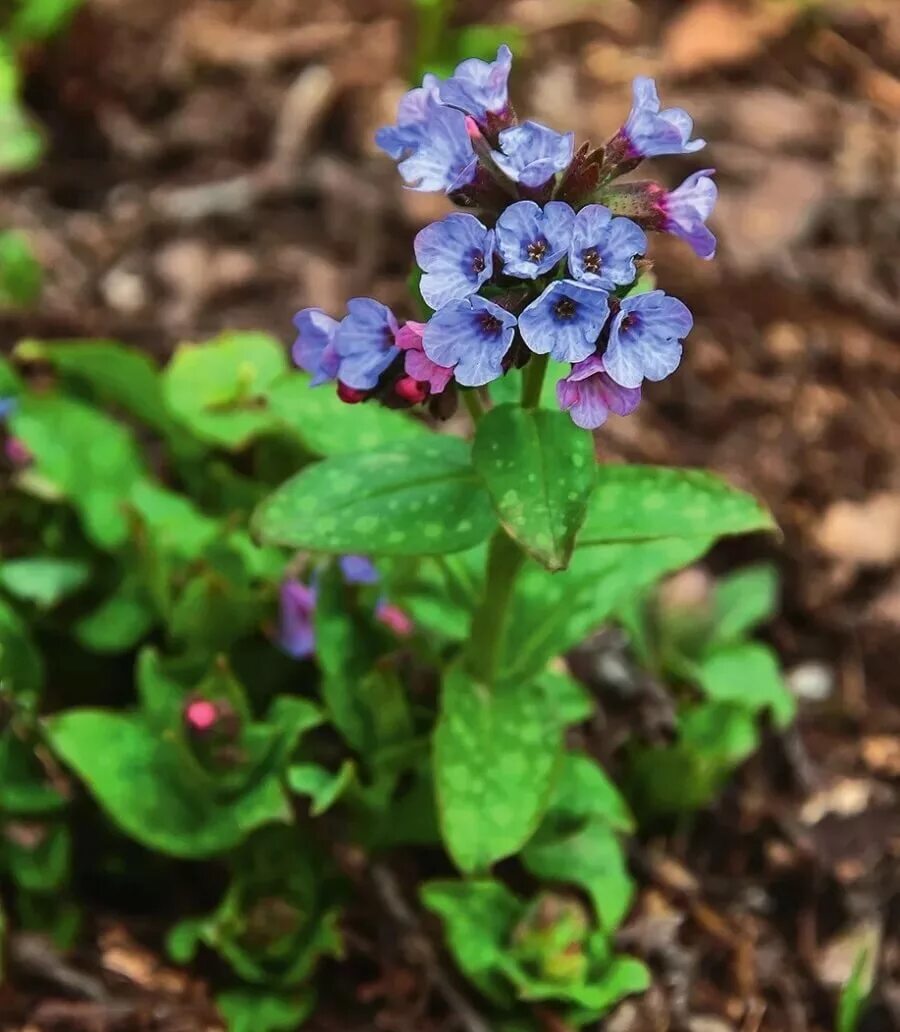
top-left (376, 601), bottom-right (414, 638)
top-left (184, 698), bottom-right (219, 734)
top-left (337, 382), bottom-right (369, 404)
top-left (4, 437), bottom-right (32, 467)
top-left (394, 376), bottom-right (428, 405)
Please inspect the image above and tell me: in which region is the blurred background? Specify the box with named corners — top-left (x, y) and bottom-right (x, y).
top-left (0, 0), bottom-right (898, 1029)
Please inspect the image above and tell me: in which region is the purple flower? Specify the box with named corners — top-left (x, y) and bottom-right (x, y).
top-left (291, 308), bottom-right (340, 386)
top-left (423, 296), bottom-right (516, 387)
top-left (335, 299), bottom-right (400, 391)
top-left (604, 290), bottom-right (693, 389)
top-left (619, 77), bottom-right (705, 159)
top-left (439, 45), bottom-right (513, 124)
top-left (492, 121), bottom-right (575, 188)
top-left (415, 213), bottom-right (494, 309)
top-left (279, 579), bottom-right (317, 659)
top-left (518, 280), bottom-right (609, 364)
top-left (495, 200), bottom-right (575, 280)
top-left (375, 75), bottom-right (441, 160)
top-left (396, 321), bottom-right (453, 394)
top-left (568, 205), bottom-right (646, 291)
top-left (556, 355), bottom-right (641, 430)
top-left (397, 99), bottom-right (478, 193)
top-left (662, 169), bottom-right (717, 260)
top-left (339, 555), bottom-right (379, 585)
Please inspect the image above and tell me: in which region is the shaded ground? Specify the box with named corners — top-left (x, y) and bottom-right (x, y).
top-left (1, 1), bottom-right (898, 1029)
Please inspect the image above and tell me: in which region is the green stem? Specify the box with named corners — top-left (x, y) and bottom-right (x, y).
top-left (521, 354), bottom-right (549, 409)
top-left (463, 389), bottom-right (485, 426)
top-left (467, 530), bottom-right (525, 684)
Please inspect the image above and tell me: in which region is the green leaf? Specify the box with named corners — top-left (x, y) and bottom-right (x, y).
top-left (128, 479), bottom-right (221, 560)
top-left (0, 557), bottom-right (90, 608)
top-left (581, 466), bottom-right (774, 546)
top-left (0, 354), bottom-right (23, 396)
top-left (548, 753), bottom-right (634, 834)
top-left (0, 42), bottom-right (43, 174)
top-left (421, 879), bottom-right (522, 1004)
top-left (5, 822), bottom-right (70, 894)
top-left (163, 333), bottom-right (287, 449)
top-left (836, 947), bottom-right (874, 1032)
top-left (0, 596), bottom-right (44, 698)
top-left (500, 537), bottom-right (716, 684)
top-left (434, 666), bottom-right (563, 873)
top-left (0, 232), bottom-right (42, 307)
top-left (216, 989), bottom-right (315, 1032)
top-left (0, 736), bottom-right (66, 814)
top-left (713, 563), bottom-right (779, 643)
top-left (473, 405), bottom-right (595, 570)
top-left (539, 668), bottom-right (594, 726)
top-left (10, 394), bottom-right (144, 549)
top-left (488, 359), bottom-right (568, 409)
top-left (74, 575), bottom-right (156, 653)
top-left (9, 0), bottom-right (85, 42)
top-left (268, 373), bottom-right (426, 456)
top-left (254, 436), bottom-right (496, 557)
top-left (45, 710), bottom-right (292, 858)
top-left (523, 818), bottom-right (633, 934)
top-left (287, 761), bottom-right (356, 816)
top-left (697, 643), bottom-right (795, 728)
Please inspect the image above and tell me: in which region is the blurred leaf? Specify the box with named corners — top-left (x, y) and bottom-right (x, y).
top-left (8, 0), bottom-right (85, 42)
top-left (456, 25), bottom-right (525, 63)
top-left (0, 355), bottom-right (23, 397)
top-left (0, 42), bottom-right (42, 174)
top-left (10, 394), bottom-right (144, 549)
top-left (581, 466), bottom-right (775, 546)
top-left (74, 574), bottom-right (156, 653)
top-left (268, 374), bottom-right (426, 456)
top-left (5, 822), bottom-right (70, 893)
top-left (538, 668), bottom-right (595, 727)
top-left (697, 642), bottom-right (795, 728)
top-left (0, 232), bottom-right (41, 307)
top-left (489, 359), bottom-right (568, 409)
top-left (434, 666), bottom-right (563, 873)
top-left (473, 405), bottom-right (595, 570)
top-left (163, 333), bottom-right (287, 449)
top-left (0, 596), bottom-right (43, 698)
top-left (0, 736), bottom-right (66, 814)
top-left (0, 557), bottom-right (90, 608)
top-left (712, 563), bottom-right (779, 643)
top-left (547, 753), bottom-right (634, 834)
top-left (836, 947), bottom-right (874, 1032)
top-left (287, 760), bottom-right (355, 816)
top-left (128, 479), bottom-right (220, 561)
top-left (216, 989), bottom-right (315, 1032)
top-left (254, 437), bottom-right (496, 557)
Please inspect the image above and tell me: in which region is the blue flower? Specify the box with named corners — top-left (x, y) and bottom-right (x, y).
top-left (397, 98), bottom-right (478, 193)
top-left (415, 213), bottom-right (494, 309)
top-left (279, 579), bottom-right (317, 659)
top-left (556, 355), bottom-right (641, 430)
top-left (375, 75), bottom-right (441, 160)
top-left (339, 555), bottom-right (379, 585)
top-left (568, 205), bottom-right (646, 291)
top-left (495, 200), bottom-right (575, 280)
top-left (492, 121), bottom-right (574, 188)
top-left (291, 308), bottom-right (340, 386)
top-left (423, 296), bottom-right (516, 387)
top-left (620, 77), bottom-right (705, 159)
top-left (335, 298), bottom-right (400, 390)
top-left (663, 169), bottom-right (717, 260)
top-left (0, 397), bottom-right (18, 420)
top-left (519, 280), bottom-right (609, 364)
top-left (603, 290), bottom-right (693, 389)
top-left (439, 45), bottom-right (513, 124)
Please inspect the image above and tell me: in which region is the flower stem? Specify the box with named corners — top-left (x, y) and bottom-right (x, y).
top-left (521, 354), bottom-right (549, 409)
top-left (467, 530), bottom-right (526, 685)
top-left (463, 389), bottom-right (485, 426)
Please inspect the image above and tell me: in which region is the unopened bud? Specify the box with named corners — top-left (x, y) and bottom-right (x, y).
top-left (337, 382), bottom-right (369, 404)
top-left (394, 376), bottom-right (428, 405)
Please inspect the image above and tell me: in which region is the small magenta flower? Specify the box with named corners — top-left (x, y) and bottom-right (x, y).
top-left (557, 355), bottom-right (641, 430)
top-left (616, 77), bottom-right (705, 160)
top-left (184, 698), bottom-right (220, 734)
top-left (339, 555), bottom-right (379, 585)
top-left (4, 437), bottom-right (31, 467)
top-left (604, 290), bottom-right (693, 389)
top-left (519, 280), bottom-right (609, 364)
top-left (495, 200), bottom-right (575, 280)
top-left (396, 321), bottom-right (453, 394)
top-left (375, 76), bottom-right (441, 159)
top-left (439, 45), bottom-right (513, 125)
top-left (423, 296), bottom-right (516, 387)
top-left (662, 169), bottom-right (717, 260)
top-left (279, 579), bottom-right (317, 659)
top-left (376, 600), bottom-right (414, 638)
top-left (397, 99), bottom-right (478, 193)
top-left (568, 205), bottom-right (646, 291)
top-left (415, 213), bottom-right (494, 309)
top-left (292, 308), bottom-right (340, 386)
top-left (492, 121), bottom-right (575, 188)
top-left (335, 298), bottom-right (400, 391)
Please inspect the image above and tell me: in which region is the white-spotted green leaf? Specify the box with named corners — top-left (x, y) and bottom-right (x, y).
top-left (697, 642), bottom-right (795, 728)
top-left (473, 404), bottom-right (595, 570)
top-left (268, 373), bottom-right (426, 456)
top-left (581, 466), bottom-right (774, 545)
top-left (434, 666), bottom-right (563, 874)
top-left (253, 437), bottom-right (495, 557)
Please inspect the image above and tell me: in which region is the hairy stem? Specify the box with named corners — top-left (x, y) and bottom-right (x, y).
top-left (467, 530), bottom-right (526, 684)
top-left (463, 388), bottom-right (485, 426)
top-left (521, 354), bottom-right (549, 409)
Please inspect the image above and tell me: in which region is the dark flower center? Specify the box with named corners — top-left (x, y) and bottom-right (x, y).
top-left (582, 247), bottom-right (602, 273)
top-left (472, 253), bottom-right (486, 274)
top-left (620, 313), bottom-right (638, 333)
top-left (526, 239), bottom-right (548, 262)
top-left (553, 297), bottom-right (577, 321)
top-left (478, 312), bottom-right (503, 336)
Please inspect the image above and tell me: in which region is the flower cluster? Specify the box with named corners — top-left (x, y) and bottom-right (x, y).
top-left (291, 52), bottom-right (716, 429)
top-left (279, 555), bottom-right (412, 660)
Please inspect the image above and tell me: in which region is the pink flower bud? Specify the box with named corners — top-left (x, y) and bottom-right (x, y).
top-left (375, 601), bottom-right (414, 638)
top-left (184, 698), bottom-right (219, 734)
top-left (337, 382), bottom-right (369, 404)
top-left (394, 376), bottom-right (429, 405)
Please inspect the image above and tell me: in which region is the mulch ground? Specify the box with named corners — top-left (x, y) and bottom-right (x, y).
top-left (1, 1), bottom-right (898, 1029)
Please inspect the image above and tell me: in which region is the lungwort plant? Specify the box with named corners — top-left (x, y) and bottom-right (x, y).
top-left (0, 44), bottom-right (786, 1031)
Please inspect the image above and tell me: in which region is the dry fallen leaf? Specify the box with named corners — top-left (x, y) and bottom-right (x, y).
top-left (815, 493), bottom-right (900, 565)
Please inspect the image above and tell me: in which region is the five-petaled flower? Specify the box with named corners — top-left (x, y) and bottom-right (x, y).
top-left (336, 299), bottom-right (400, 391)
top-left (496, 200), bottom-right (575, 279)
top-left (279, 579), bottom-right (317, 659)
top-left (438, 45), bottom-right (513, 126)
top-left (568, 205), bottom-right (647, 291)
top-left (423, 296), bottom-right (517, 387)
top-left (661, 169), bottom-right (717, 260)
top-left (616, 76), bottom-right (705, 160)
top-left (556, 355), bottom-right (641, 430)
top-left (292, 308), bottom-right (340, 386)
top-left (395, 99), bottom-right (478, 193)
top-left (519, 280), bottom-right (610, 364)
top-left (604, 290), bottom-right (693, 389)
top-left (415, 213), bottom-right (494, 309)
top-left (492, 121), bottom-right (575, 188)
